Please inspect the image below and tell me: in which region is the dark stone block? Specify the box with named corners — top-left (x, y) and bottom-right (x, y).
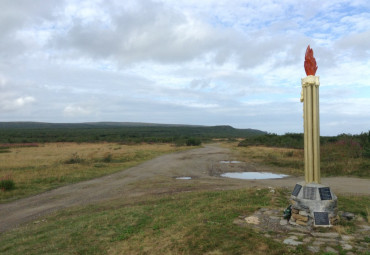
top-left (319, 187), bottom-right (332, 200)
top-left (292, 184), bottom-right (302, 196)
top-left (314, 212), bottom-right (329, 225)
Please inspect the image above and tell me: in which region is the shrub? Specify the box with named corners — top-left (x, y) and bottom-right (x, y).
top-left (102, 153), bottom-right (113, 163)
top-left (65, 153), bottom-right (84, 164)
top-left (186, 138), bottom-right (202, 146)
top-left (284, 151), bottom-right (294, 157)
top-left (0, 174), bottom-right (15, 191)
top-left (174, 139), bottom-right (186, 147)
top-left (362, 146), bottom-right (370, 158)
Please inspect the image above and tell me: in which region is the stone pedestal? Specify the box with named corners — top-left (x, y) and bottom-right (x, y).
top-left (290, 182), bottom-right (338, 227)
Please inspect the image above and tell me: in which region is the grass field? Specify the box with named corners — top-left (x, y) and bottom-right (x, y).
top-left (0, 143), bottom-right (189, 203)
top-left (0, 188), bottom-right (369, 255)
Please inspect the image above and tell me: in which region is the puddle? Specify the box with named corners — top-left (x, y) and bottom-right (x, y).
top-left (219, 160), bottom-right (242, 164)
top-left (175, 177), bottom-right (192, 180)
top-left (220, 172), bottom-right (289, 180)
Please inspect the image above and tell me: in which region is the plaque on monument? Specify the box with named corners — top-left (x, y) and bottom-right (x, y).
top-left (292, 184), bottom-right (302, 196)
top-left (319, 187), bottom-right (332, 200)
top-left (314, 212), bottom-right (330, 225)
top-left (303, 186), bottom-right (316, 200)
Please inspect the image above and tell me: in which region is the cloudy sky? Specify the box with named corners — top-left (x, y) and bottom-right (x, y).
top-left (1, 0), bottom-right (369, 135)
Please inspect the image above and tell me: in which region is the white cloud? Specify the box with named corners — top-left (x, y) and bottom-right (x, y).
top-left (63, 105), bottom-right (92, 117)
top-left (0, 95), bottom-right (35, 111)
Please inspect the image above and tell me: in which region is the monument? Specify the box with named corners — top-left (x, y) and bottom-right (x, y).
top-left (289, 46), bottom-right (338, 227)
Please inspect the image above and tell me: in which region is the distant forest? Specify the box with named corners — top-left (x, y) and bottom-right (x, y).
top-left (0, 122), bottom-right (266, 144)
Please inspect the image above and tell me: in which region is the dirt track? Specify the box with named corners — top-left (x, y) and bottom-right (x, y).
top-left (1, 144), bottom-right (369, 233)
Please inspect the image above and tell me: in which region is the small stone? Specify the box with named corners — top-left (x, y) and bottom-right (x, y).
top-left (303, 237), bottom-right (312, 243)
top-left (289, 220), bottom-right (298, 226)
top-left (341, 243), bottom-right (352, 250)
top-left (341, 235), bottom-right (354, 241)
top-left (307, 246), bottom-right (320, 253)
top-left (283, 238), bottom-right (303, 246)
top-left (359, 225), bottom-right (370, 231)
top-left (299, 210), bottom-right (309, 216)
top-left (312, 241), bottom-right (324, 246)
top-left (244, 216), bottom-right (260, 225)
top-left (285, 225), bottom-right (310, 233)
top-left (292, 208), bottom-right (299, 214)
top-left (312, 232), bottom-right (340, 238)
top-left (296, 220), bottom-right (307, 226)
top-left (288, 235), bottom-right (298, 240)
top-left (341, 212), bottom-right (355, 220)
top-left (325, 246), bottom-right (338, 254)
top-left (280, 219), bottom-right (288, 226)
top-left (314, 238), bottom-right (339, 245)
top-left (292, 213), bottom-right (308, 222)
top-left (264, 210), bottom-right (275, 215)
top-left (288, 232), bottom-right (306, 236)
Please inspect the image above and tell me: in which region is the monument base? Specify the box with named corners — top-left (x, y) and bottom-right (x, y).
top-left (290, 181), bottom-right (338, 227)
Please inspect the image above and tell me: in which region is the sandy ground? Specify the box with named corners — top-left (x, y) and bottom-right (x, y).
top-left (1, 144), bottom-right (369, 233)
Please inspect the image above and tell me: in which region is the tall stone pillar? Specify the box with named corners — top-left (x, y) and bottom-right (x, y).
top-left (301, 75), bottom-right (320, 184)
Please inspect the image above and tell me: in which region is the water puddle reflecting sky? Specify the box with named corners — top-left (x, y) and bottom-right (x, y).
top-left (220, 172), bottom-right (289, 180)
top-left (176, 177), bottom-right (192, 180)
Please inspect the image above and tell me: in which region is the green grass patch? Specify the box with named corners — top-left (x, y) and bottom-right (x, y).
top-left (0, 188), bottom-right (302, 255)
top-left (337, 195), bottom-right (370, 221)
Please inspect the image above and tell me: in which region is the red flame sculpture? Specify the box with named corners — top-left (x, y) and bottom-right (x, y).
top-left (304, 45), bottom-right (318, 76)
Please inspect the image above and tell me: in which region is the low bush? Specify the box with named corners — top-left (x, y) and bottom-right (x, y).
top-left (0, 175), bottom-right (15, 191)
top-left (186, 138), bottom-right (202, 146)
top-left (102, 153), bottom-right (113, 163)
top-left (64, 153), bottom-right (84, 164)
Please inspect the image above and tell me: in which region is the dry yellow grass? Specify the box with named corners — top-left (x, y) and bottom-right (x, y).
top-left (221, 142), bottom-right (304, 176)
top-left (0, 142), bottom-right (188, 202)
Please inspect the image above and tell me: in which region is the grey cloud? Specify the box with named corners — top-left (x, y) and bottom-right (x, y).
top-left (336, 30), bottom-right (370, 59)
top-left (190, 78), bottom-right (211, 89)
top-left (51, 0), bottom-right (298, 68)
top-left (52, 0), bottom-right (226, 64)
top-left (0, 0), bottom-right (64, 57)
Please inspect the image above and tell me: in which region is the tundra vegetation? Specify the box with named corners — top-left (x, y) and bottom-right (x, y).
top-left (236, 132), bottom-right (370, 178)
top-left (0, 123), bottom-right (369, 254)
top-left (0, 143), bottom-right (190, 203)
